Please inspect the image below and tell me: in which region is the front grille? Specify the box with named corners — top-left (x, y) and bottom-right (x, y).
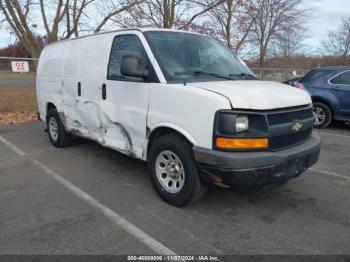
top-left (269, 128), bottom-right (312, 150)
top-left (267, 108), bottom-right (313, 126)
top-left (267, 106), bottom-right (314, 150)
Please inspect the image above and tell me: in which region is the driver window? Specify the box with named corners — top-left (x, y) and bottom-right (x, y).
top-left (108, 35), bottom-right (147, 81)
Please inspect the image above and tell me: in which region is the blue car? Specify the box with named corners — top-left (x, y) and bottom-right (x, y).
top-left (297, 67), bottom-right (350, 128)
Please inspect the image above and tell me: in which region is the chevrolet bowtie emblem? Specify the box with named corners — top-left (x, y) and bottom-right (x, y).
top-left (292, 121), bottom-right (303, 132)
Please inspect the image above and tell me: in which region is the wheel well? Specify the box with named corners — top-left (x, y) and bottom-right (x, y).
top-left (46, 102), bottom-right (56, 113)
top-left (312, 97), bottom-right (333, 116)
top-left (147, 127), bottom-right (192, 158)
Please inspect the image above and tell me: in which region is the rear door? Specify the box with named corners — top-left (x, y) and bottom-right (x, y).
top-left (329, 70), bottom-right (350, 118)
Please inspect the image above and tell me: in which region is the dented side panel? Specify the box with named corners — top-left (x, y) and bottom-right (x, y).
top-left (104, 31), bottom-right (154, 159)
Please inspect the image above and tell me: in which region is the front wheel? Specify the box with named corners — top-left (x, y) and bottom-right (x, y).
top-left (148, 134), bottom-right (207, 206)
top-left (313, 102), bottom-right (332, 128)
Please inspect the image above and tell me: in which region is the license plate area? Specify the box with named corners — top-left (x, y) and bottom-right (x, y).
top-left (288, 155), bottom-right (309, 175)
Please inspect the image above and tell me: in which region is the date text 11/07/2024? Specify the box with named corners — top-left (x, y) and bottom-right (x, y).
top-left (127, 255), bottom-right (220, 261)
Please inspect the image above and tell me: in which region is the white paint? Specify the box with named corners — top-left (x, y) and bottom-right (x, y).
top-left (0, 134), bottom-right (176, 255)
top-left (11, 61), bottom-right (30, 73)
top-left (318, 132), bottom-right (350, 139)
top-left (309, 168), bottom-right (350, 181)
top-left (0, 135), bottom-right (26, 156)
top-left (190, 80), bottom-right (311, 110)
top-left (36, 29), bottom-right (312, 161)
top-left (147, 83), bottom-right (231, 151)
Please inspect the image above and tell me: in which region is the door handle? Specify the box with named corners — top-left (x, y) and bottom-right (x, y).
top-left (77, 82), bottom-right (81, 96)
top-left (102, 84), bottom-right (106, 100)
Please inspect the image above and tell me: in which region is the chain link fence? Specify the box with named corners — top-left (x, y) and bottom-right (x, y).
top-left (251, 68), bottom-right (309, 82)
top-left (0, 57), bottom-right (38, 86)
top-left (0, 57), bottom-right (310, 86)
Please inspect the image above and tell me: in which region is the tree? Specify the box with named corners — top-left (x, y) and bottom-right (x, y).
top-left (205, 0), bottom-right (255, 53)
top-left (322, 17), bottom-right (350, 65)
top-left (249, 0), bottom-right (305, 67)
top-left (0, 39), bottom-right (30, 57)
top-left (39, 0), bottom-right (68, 43)
top-left (115, 0), bottom-right (224, 29)
top-left (270, 25), bottom-right (305, 61)
top-left (0, 0), bottom-right (144, 57)
top-left (0, 0), bottom-right (42, 57)
top-left (93, 0), bottom-right (145, 33)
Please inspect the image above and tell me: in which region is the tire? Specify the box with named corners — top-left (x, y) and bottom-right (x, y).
top-left (313, 102), bottom-right (332, 129)
top-left (148, 134), bottom-right (207, 206)
top-left (46, 108), bottom-right (72, 148)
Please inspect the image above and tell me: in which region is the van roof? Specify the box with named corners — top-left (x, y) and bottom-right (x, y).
top-left (46, 28), bottom-right (205, 47)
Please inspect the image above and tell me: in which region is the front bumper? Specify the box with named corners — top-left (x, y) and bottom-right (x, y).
top-left (193, 133), bottom-right (321, 187)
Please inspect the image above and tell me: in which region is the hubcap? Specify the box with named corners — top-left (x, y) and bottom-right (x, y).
top-left (313, 106), bottom-right (326, 126)
top-left (49, 117), bottom-right (59, 141)
top-left (155, 150), bottom-right (185, 194)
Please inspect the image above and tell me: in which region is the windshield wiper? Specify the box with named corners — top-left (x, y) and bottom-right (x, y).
top-left (175, 71), bottom-right (233, 80)
top-left (229, 73), bottom-right (257, 80)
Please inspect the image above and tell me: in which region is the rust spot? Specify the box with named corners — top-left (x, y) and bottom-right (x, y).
top-left (202, 170), bottom-right (230, 188)
top-left (58, 112), bottom-right (68, 128)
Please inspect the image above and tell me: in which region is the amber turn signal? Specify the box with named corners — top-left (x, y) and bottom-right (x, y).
top-left (215, 138), bottom-right (269, 149)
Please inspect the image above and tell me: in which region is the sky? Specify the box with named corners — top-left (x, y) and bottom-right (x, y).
top-left (0, 0), bottom-right (349, 55)
top-left (302, 0), bottom-right (350, 52)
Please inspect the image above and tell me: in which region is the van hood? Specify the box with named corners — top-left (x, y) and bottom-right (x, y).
top-left (190, 80), bottom-right (311, 110)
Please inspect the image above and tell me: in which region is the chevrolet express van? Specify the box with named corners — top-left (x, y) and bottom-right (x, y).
top-left (36, 28), bottom-right (321, 206)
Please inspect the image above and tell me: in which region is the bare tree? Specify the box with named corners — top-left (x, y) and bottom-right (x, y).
top-left (205, 0), bottom-right (256, 53)
top-left (249, 0), bottom-right (305, 67)
top-left (0, 0), bottom-right (41, 57)
top-left (93, 0), bottom-right (145, 33)
top-left (270, 25), bottom-right (305, 60)
top-left (322, 16), bottom-right (350, 65)
top-left (115, 0), bottom-right (224, 29)
top-left (63, 0), bottom-right (95, 38)
top-left (0, 0), bottom-right (144, 57)
top-left (39, 0), bottom-right (68, 43)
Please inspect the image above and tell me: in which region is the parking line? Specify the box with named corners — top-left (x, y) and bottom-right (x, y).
top-left (0, 135), bottom-right (176, 255)
top-left (318, 132), bottom-right (350, 139)
top-left (309, 168), bottom-right (350, 181)
top-left (0, 135), bottom-right (26, 156)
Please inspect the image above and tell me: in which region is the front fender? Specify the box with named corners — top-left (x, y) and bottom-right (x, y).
top-left (309, 87), bottom-right (340, 115)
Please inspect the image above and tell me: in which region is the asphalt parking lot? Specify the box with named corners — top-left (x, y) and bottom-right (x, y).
top-left (0, 122), bottom-right (349, 255)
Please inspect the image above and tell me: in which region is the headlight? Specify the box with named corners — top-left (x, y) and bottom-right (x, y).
top-left (235, 116), bottom-right (249, 133)
top-left (214, 111), bottom-right (269, 151)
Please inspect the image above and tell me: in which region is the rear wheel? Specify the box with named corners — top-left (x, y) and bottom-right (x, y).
top-left (313, 102), bottom-right (332, 129)
top-left (46, 108), bottom-right (72, 148)
top-left (148, 134), bottom-right (207, 206)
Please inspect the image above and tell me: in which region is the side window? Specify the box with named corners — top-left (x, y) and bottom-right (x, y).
top-left (331, 71), bottom-right (350, 85)
top-left (299, 70), bottom-right (332, 83)
top-left (108, 35), bottom-right (147, 81)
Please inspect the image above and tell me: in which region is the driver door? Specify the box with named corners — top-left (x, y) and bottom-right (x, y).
top-left (102, 33), bottom-right (155, 158)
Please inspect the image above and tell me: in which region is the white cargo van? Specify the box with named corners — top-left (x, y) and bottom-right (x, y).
top-left (36, 28), bottom-right (321, 206)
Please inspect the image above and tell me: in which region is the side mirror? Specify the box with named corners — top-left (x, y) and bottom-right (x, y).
top-left (121, 54), bottom-right (149, 78)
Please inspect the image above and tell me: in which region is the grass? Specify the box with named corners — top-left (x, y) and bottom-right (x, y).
top-left (0, 71), bottom-right (36, 81)
top-left (0, 86), bottom-right (37, 112)
top-left (0, 85), bottom-right (38, 126)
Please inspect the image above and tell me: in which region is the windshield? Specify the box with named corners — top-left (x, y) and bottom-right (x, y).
top-left (144, 31), bottom-right (256, 82)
